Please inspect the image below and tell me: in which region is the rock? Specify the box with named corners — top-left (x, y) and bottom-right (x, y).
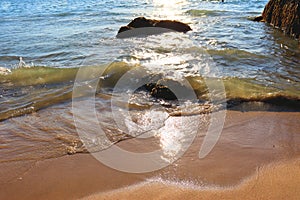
top-left (140, 83), bottom-right (178, 101)
top-left (118, 26), bottom-right (133, 33)
top-left (117, 17), bottom-right (192, 38)
top-left (150, 84), bottom-right (178, 101)
top-left (154, 20), bottom-right (192, 33)
top-left (126, 17), bottom-right (156, 29)
top-left (262, 0), bottom-right (300, 39)
top-left (253, 15), bottom-right (264, 22)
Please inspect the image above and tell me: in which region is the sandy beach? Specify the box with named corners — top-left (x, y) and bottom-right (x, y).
top-left (86, 158), bottom-right (300, 200)
top-left (1, 0), bottom-right (300, 199)
top-left (1, 110), bottom-right (299, 200)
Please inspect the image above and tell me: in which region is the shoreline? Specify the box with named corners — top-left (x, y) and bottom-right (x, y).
top-left (85, 158), bottom-right (300, 200)
top-left (1, 110), bottom-right (300, 199)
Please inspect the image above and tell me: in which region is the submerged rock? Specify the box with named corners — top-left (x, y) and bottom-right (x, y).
top-left (117, 17), bottom-right (192, 38)
top-left (261, 0), bottom-right (300, 39)
top-left (141, 83), bottom-right (178, 101)
top-left (150, 84), bottom-right (178, 101)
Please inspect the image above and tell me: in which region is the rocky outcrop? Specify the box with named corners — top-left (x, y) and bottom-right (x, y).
top-left (261, 0), bottom-right (300, 39)
top-left (117, 17), bottom-right (192, 38)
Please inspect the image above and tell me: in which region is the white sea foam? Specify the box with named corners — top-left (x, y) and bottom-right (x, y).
top-left (0, 66), bottom-right (11, 75)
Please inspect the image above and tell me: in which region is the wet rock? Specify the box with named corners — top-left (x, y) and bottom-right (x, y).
top-left (117, 17), bottom-right (192, 38)
top-left (126, 17), bottom-right (156, 29)
top-left (150, 84), bottom-right (177, 101)
top-left (253, 15), bottom-right (264, 22)
top-left (262, 0), bottom-right (300, 39)
top-left (118, 26), bottom-right (133, 33)
top-left (141, 83), bottom-right (178, 101)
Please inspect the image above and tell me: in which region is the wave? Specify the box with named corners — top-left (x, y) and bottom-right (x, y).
top-left (0, 62), bottom-right (299, 121)
top-left (0, 66), bottom-right (78, 86)
top-left (54, 12), bottom-right (76, 17)
top-left (185, 9), bottom-right (227, 17)
top-left (83, 159), bottom-right (300, 200)
top-left (206, 49), bottom-right (267, 60)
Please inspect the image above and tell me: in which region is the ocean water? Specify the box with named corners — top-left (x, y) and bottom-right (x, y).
top-left (0, 0), bottom-right (299, 165)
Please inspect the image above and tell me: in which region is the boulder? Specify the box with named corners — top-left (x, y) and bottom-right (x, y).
top-left (117, 17), bottom-right (192, 38)
top-left (138, 83), bottom-right (177, 101)
top-left (261, 0), bottom-right (300, 39)
top-left (149, 84), bottom-right (177, 101)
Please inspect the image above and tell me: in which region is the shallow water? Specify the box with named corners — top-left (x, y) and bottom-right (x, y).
top-left (0, 0), bottom-right (299, 165)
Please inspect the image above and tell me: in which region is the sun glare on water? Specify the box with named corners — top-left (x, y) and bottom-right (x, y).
top-left (152, 0), bottom-right (186, 7)
top-left (151, 0), bottom-right (188, 20)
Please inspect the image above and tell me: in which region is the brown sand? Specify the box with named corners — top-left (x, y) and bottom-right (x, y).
top-left (0, 154), bottom-right (148, 200)
top-left (85, 158), bottom-right (300, 200)
top-left (1, 110), bottom-right (300, 200)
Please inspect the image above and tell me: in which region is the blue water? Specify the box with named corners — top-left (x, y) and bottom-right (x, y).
top-left (0, 0), bottom-right (295, 65)
top-left (1, 0), bottom-right (299, 81)
top-left (0, 0), bottom-right (299, 92)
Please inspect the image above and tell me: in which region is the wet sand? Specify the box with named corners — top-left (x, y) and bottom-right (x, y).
top-left (86, 158), bottom-right (300, 200)
top-left (1, 110), bottom-right (300, 199)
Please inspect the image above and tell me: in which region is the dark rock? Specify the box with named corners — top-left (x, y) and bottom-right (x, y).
top-left (154, 20), bottom-right (192, 33)
top-left (150, 84), bottom-right (177, 101)
top-left (127, 17), bottom-right (156, 29)
top-left (141, 83), bottom-right (157, 92)
top-left (140, 83), bottom-right (178, 101)
top-left (262, 0), bottom-right (300, 39)
top-left (117, 17), bottom-right (192, 37)
top-left (253, 15), bottom-right (264, 22)
top-left (118, 26), bottom-right (132, 33)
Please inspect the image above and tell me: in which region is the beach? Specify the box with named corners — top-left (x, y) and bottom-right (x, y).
top-left (1, 110), bottom-right (300, 199)
top-left (88, 158), bottom-right (300, 200)
top-left (0, 0), bottom-right (300, 199)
